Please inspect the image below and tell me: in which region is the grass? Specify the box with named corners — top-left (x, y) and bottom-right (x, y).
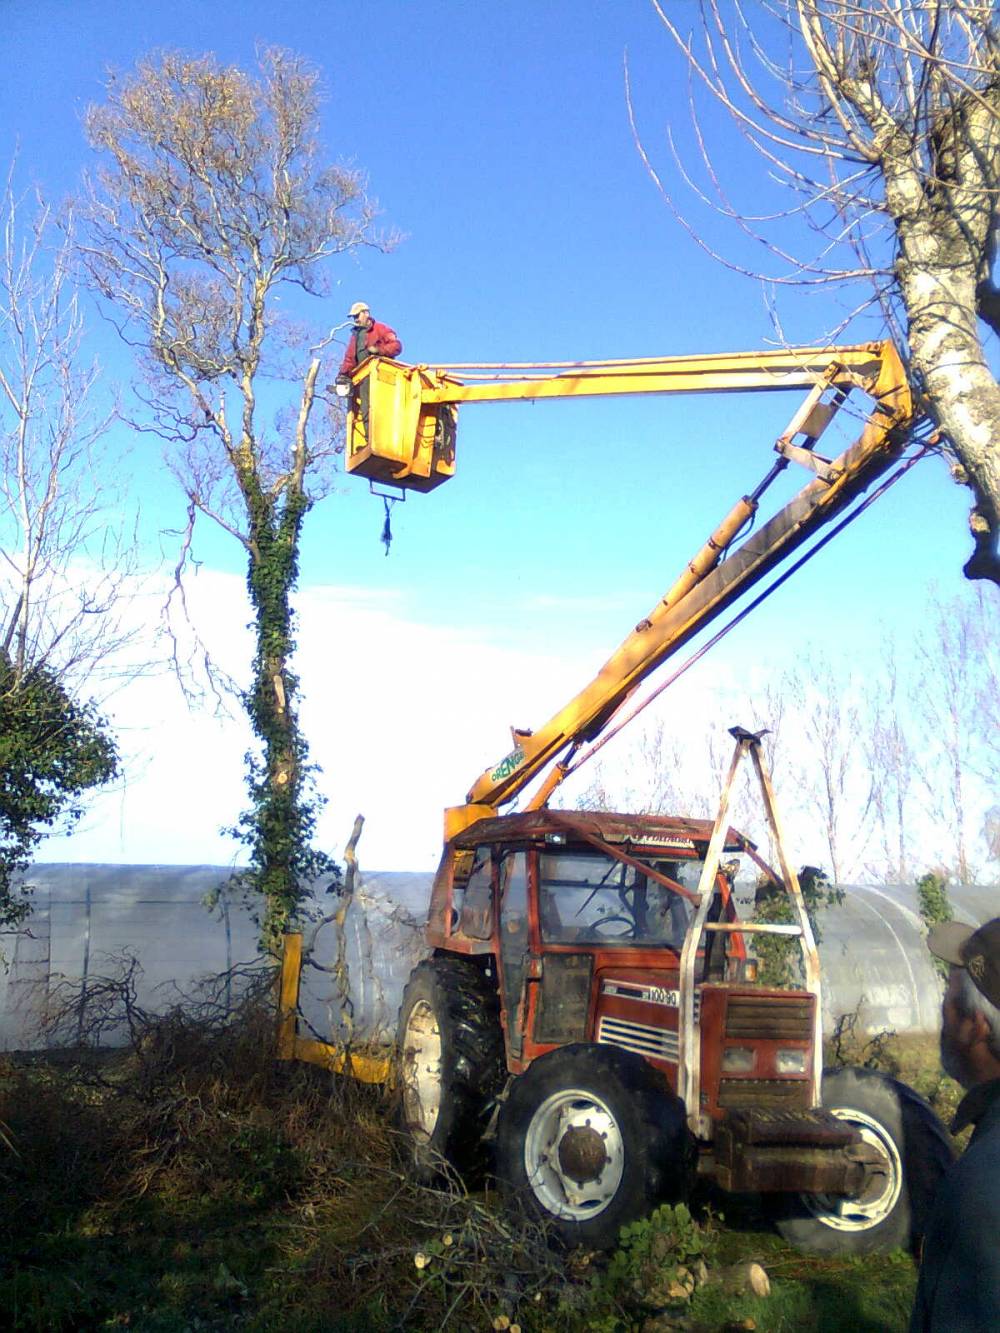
top-left (0, 989), bottom-right (963, 1332)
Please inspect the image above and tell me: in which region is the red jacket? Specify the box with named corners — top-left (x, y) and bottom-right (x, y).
top-left (339, 320), bottom-right (403, 375)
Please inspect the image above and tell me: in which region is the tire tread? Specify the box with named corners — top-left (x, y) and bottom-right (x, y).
top-left (496, 1042), bottom-right (688, 1247)
top-left (397, 954), bottom-right (505, 1176)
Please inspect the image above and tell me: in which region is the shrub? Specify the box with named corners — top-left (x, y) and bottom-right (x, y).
top-left (916, 871), bottom-right (954, 979)
top-left (753, 864), bottom-right (844, 987)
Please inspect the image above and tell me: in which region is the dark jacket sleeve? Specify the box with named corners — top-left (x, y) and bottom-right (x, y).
top-left (911, 1136), bottom-right (1000, 1331)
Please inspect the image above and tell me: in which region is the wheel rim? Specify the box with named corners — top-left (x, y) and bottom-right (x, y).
top-left (522, 1087), bottom-right (626, 1221)
top-left (400, 999), bottom-right (442, 1141)
top-left (803, 1106), bottom-right (903, 1232)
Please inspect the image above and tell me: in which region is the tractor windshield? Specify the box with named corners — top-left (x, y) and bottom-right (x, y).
top-left (538, 850), bottom-right (702, 948)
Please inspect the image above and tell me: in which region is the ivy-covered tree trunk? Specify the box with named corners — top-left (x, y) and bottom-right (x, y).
top-left (236, 480), bottom-right (332, 953)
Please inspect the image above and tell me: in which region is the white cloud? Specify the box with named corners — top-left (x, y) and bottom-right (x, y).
top-left (43, 565), bottom-right (992, 884)
top-left (43, 572), bottom-right (629, 872)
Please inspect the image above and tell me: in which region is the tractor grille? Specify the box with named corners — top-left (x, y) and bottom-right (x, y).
top-left (718, 1078), bottom-right (812, 1110)
top-left (725, 993), bottom-right (813, 1041)
top-left (597, 1015), bottom-right (678, 1063)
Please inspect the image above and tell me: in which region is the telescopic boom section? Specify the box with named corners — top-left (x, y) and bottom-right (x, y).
top-left (342, 343), bottom-right (914, 838)
top-left (343, 343), bottom-right (907, 493)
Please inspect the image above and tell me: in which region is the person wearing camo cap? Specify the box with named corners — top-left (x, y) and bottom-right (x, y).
top-left (910, 918), bottom-right (1000, 1331)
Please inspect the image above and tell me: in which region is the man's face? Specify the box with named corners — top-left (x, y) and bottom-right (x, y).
top-left (940, 965), bottom-right (979, 1088)
top-left (355, 309), bottom-right (373, 329)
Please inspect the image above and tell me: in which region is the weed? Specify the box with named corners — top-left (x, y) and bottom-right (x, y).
top-left (825, 1019), bottom-right (964, 1131)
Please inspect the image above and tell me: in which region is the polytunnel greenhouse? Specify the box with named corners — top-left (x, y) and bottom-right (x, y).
top-left (1, 865), bottom-right (995, 1053)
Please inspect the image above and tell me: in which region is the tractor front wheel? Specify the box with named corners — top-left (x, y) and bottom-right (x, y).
top-left (496, 1043), bottom-right (688, 1248)
top-left (774, 1066), bottom-right (954, 1255)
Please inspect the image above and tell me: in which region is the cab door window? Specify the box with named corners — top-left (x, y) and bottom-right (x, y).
top-left (458, 849), bottom-right (493, 939)
top-left (498, 852), bottom-right (529, 1057)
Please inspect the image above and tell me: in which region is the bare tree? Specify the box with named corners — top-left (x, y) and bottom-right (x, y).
top-left (972, 586), bottom-right (1000, 794)
top-left (0, 172), bottom-right (123, 925)
top-left (573, 717), bottom-right (705, 815)
top-left (864, 642), bottom-right (918, 883)
top-left (0, 174), bottom-right (131, 690)
top-left (783, 652), bottom-right (872, 883)
top-left (76, 49), bottom-right (389, 951)
top-left (649, 1), bottom-right (1000, 585)
top-left (914, 590), bottom-right (995, 884)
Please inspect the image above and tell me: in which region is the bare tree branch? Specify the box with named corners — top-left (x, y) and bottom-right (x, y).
top-left (643, 1), bottom-right (1000, 581)
top-left (0, 169), bottom-right (142, 695)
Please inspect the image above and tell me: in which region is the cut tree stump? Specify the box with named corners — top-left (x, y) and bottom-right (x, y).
top-left (703, 1261), bottom-right (770, 1297)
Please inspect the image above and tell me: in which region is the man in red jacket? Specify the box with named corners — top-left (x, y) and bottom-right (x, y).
top-left (333, 302), bottom-right (402, 439)
top-left (338, 301), bottom-right (402, 376)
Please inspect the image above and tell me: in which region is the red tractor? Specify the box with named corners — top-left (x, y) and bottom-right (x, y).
top-left (397, 732), bottom-right (952, 1251)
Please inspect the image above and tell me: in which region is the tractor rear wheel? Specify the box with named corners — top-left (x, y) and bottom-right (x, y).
top-left (396, 954), bottom-right (504, 1179)
top-left (495, 1043), bottom-right (689, 1248)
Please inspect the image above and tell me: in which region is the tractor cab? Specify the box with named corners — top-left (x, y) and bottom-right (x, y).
top-left (425, 809), bottom-right (769, 1092)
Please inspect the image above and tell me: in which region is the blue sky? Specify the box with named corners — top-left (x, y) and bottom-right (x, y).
top-left (1, 1), bottom-right (986, 871)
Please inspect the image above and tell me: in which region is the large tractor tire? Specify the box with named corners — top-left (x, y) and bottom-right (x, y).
top-left (774, 1066), bottom-right (954, 1255)
top-left (396, 955), bottom-right (505, 1180)
top-left (495, 1043), bottom-right (689, 1249)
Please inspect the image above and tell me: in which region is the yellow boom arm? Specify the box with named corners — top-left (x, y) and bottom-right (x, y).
top-left (343, 344), bottom-right (907, 493)
top-left (342, 342), bottom-right (915, 837)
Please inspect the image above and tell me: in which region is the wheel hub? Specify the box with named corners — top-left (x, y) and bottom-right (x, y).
top-left (558, 1124), bottom-right (609, 1183)
top-left (523, 1088), bottom-right (626, 1220)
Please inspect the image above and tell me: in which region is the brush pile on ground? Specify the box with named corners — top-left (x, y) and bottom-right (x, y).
top-left (0, 975), bottom-right (940, 1331)
top-left (0, 970), bottom-right (627, 1330)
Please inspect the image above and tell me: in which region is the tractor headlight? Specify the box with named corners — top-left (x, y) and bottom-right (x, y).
top-left (776, 1048), bottom-right (807, 1074)
top-left (721, 1046), bottom-right (755, 1073)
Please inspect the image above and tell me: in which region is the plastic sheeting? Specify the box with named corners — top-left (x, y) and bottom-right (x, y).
top-left (0, 866), bottom-right (262, 1051)
top-left (294, 873), bottom-right (430, 1052)
top-left (1, 865), bottom-right (995, 1052)
top-left (0, 865), bottom-right (431, 1053)
top-left (801, 882), bottom-right (995, 1034)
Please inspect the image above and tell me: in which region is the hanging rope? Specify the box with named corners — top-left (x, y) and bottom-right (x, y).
top-left (380, 495), bottom-right (394, 556)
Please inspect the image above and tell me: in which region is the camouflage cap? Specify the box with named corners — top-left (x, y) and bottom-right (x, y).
top-left (928, 918), bottom-right (1000, 1009)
